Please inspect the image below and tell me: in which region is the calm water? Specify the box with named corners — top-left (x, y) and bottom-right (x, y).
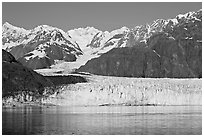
top-left (2, 105), bottom-right (202, 135)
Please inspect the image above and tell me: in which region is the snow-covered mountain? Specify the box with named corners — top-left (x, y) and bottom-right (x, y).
top-left (2, 22), bottom-right (29, 49)
top-left (67, 26), bottom-right (130, 55)
top-left (2, 9), bottom-right (202, 71)
top-left (86, 26), bottom-right (130, 54)
top-left (2, 22), bottom-right (131, 70)
top-left (2, 23), bottom-right (83, 69)
top-left (87, 9), bottom-right (202, 51)
top-left (67, 27), bottom-right (100, 50)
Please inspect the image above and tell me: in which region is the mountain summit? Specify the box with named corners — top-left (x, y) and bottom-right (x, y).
top-left (2, 24), bottom-right (83, 69)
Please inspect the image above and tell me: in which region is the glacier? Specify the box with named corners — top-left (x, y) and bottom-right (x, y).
top-left (41, 75), bottom-right (202, 106)
top-left (3, 75), bottom-right (201, 107)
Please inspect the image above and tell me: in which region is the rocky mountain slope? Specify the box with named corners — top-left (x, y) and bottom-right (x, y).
top-left (2, 23), bottom-right (83, 69)
top-left (2, 49), bottom-right (54, 98)
top-left (77, 9), bottom-right (202, 78)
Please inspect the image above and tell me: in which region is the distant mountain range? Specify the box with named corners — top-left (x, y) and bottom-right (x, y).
top-left (2, 9), bottom-right (202, 78)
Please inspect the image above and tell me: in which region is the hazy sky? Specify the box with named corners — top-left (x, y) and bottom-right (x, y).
top-left (2, 2), bottom-right (202, 32)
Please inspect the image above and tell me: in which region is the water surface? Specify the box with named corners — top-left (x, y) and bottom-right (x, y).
top-left (2, 105), bottom-right (202, 135)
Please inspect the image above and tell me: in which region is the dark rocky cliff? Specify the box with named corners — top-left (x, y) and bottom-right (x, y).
top-left (77, 10), bottom-right (202, 78)
top-left (77, 32), bottom-right (201, 78)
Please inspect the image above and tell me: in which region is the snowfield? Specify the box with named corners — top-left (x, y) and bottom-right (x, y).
top-left (42, 75), bottom-right (202, 106)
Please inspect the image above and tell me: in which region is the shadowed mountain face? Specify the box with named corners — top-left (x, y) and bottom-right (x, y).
top-left (77, 32), bottom-right (201, 78)
top-left (77, 10), bottom-right (202, 78)
top-left (2, 49), bottom-right (54, 97)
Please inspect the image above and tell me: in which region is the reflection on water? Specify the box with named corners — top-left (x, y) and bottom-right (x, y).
top-left (2, 106), bottom-right (202, 135)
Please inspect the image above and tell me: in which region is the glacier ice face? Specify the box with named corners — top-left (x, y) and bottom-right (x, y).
top-left (42, 76), bottom-right (202, 106)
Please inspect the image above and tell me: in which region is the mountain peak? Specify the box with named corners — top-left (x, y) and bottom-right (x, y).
top-left (2, 22), bottom-right (28, 32)
top-left (175, 9), bottom-right (201, 20)
top-left (120, 26), bottom-right (130, 31)
top-left (68, 26), bottom-right (100, 34)
top-left (33, 24), bottom-right (58, 32)
top-left (85, 26), bottom-right (99, 30)
top-left (3, 22), bottom-right (13, 28)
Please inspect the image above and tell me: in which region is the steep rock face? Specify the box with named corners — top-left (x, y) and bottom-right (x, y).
top-left (77, 9), bottom-right (202, 78)
top-left (171, 10), bottom-right (202, 78)
top-left (2, 49), bottom-right (54, 97)
top-left (77, 32), bottom-right (200, 78)
top-left (147, 9), bottom-right (202, 78)
top-left (77, 47), bottom-right (152, 77)
top-left (148, 33), bottom-right (196, 78)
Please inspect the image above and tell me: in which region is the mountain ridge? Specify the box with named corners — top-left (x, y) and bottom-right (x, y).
top-left (77, 9), bottom-right (202, 78)
top-left (2, 9), bottom-right (202, 71)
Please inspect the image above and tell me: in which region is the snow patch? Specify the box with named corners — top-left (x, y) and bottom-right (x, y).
top-left (169, 18), bottom-right (178, 25)
top-left (168, 36), bottom-right (175, 40)
top-left (153, 50), bottom-right (161, 57)
top-left (2, 41), bottom-right (18, 50)
top-left (25, 49), bottom-right (47, 60)
top-left (140, 39), bottom-right (147, 44)
top-left (185, 37), bottom-right (193, 39)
